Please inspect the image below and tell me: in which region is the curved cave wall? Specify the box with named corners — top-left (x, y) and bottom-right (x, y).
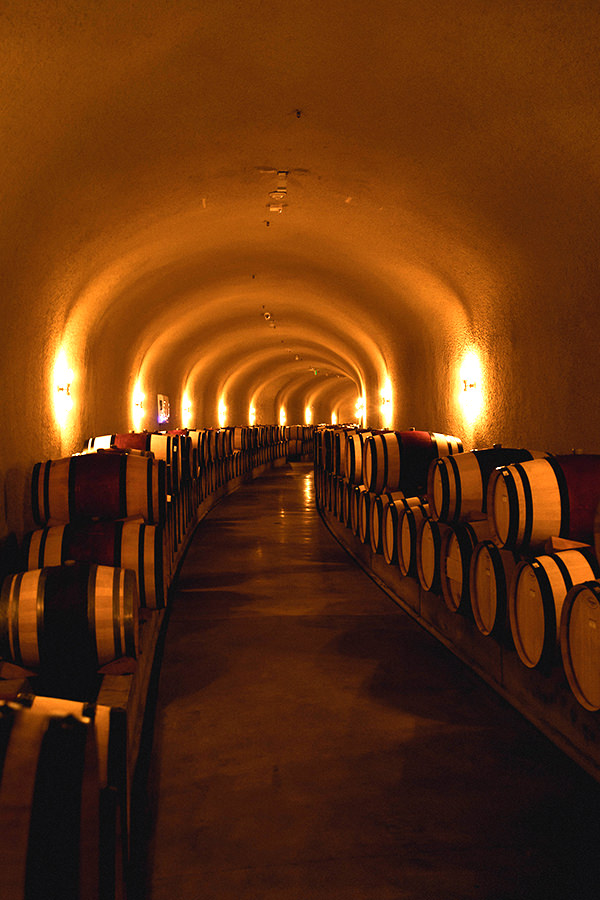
top-left (1, 1), bottom-right (600, 541)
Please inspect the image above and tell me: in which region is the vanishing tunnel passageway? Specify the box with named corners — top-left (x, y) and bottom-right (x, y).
top-left (141, 464), bottom-right (600, 900)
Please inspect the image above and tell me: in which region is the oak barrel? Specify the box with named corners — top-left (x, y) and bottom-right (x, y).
top-left (396, 430), bottom-right (463, 496)
top-left (31, 454), bottom-right (166, 527)
top-left (416, 517), bottom-right (451, 593)
top-left (440, 520), bottom-right (491, 614)
top-left (487, 454), bottom-right (600, 552)
top-left (469, 540), bottom-right (520, 638)
top-left (0, 563), bottom-right (139, 676)
top-left (509, 548), bottom-right (599, 670)
top-left (0, 701), bottom-right (108, 900)
top-left (345, 431), bottom-right (372, 485)
top-left (23, 520), bottom-right (167, 609)
top-left (427, 447), bottom-right (546, 524)
top-left (560, 580), bottom-right (600, 711)
top-left (398, 500), bottom-right (430, 577)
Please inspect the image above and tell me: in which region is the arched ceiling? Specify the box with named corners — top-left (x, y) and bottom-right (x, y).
top-left (2, 1), bottom-right (600, 446)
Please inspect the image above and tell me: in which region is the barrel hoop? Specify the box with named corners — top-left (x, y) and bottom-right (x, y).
top-left (112, 567), bottom-right (122, 660)
top-left (447, 455), bottom-right (462, 521)
top-left (380, 435), bottom-right (389, 490)
top-left (113, 521), bottom-right (124, 567)
top-left (118, 454), bottom-right (128, 519)
top-left (31, 463), bottom-right (42, 527)
top-left (551, 552), bottom-right (575, 595)
top-left (67, 457), bottom-right (77, 522)
top-left (0, 574), bottom-right (16, 664)
top-left (25, 715), bottom-right (88, 900)
top-left (37, 528), bottom-right (49, 570)
top-left (145, 458), bottom-right (154, 524)
top-left (530, 560), bottom-right (558, 665)
top-left (498, 467), bottom-right (519, 549)
top-left (512, 462), bottom-right (535, 549)
top-left (545, 455), bottom-right (570, 538)
top-left (87, 566), bottom-right (99, 671)
top-left (137, 524), bottom-right (146, 607)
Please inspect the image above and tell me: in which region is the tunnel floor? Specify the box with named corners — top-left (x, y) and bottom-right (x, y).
top-left (139, 463), bottom-right (600, 900)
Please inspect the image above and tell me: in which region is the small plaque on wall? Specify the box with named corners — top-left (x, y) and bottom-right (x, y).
top-left (157, 394), bottom-right (170, 424)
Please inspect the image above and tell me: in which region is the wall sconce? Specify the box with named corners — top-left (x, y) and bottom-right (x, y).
top-left (279, 406), bottom-right (287, 427)
top-left (132, 381), bottom-right (145, 431)
top-left (249, 404), bottom-right (256, 426)
top-left (380, 377), bottom-right (393, 429)
top-left (458, 350), bottom-right (483, 424)
top-left (355, 396), bottom-right (366, 425)
top-left (218, 397), bottom-right (228, 428)
top-left (54, 349), bottom-right (74, 428)
top-left (331, 411), bottom-right (338, 425)
top-left (305, 406), bottom-right (312, 426)
top-left (182, 393), bottom-right (192, 428)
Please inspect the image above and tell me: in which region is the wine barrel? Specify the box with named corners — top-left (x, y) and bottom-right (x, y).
top-left (440, 520), bottom-right (491, 614)
top-left (350, 485), bottom-right (367, 536)
top-left (23, 520), bottom-right (167, 609)
top-left (112, 432), bottom-right (150, 453)
top-left (345, 431), bottom-right (372, 485)
top-left (0, 563), bottom-right (139, 676)
top-left (469, 540), bottom-right (520, 638)
top-left (396, 430), bottom-right (463, 496)
top-left (398, 500), bottom-right (430, 577)
top-left (363, 433), bottom-right (402, 494)
top-left (416, 517), bottom-right (452, 593)
top-left (358, 491), bottom-right (377, 544)
top-left (560, 580), bottom-right (600, 711)
top-left (487, 454), bottom-right (600, 552)
top-left (382, 495), bottom-right (421, 565)
top-left (370, 492), bottom-right (405, 557)
top-left (31, 454), bottom-right (166, 527)
top-left (427, 447), bottom-right (547, 524)
top-left (509, 548), bottom-right (599, 670)
top-left (0, 701), bottom-right (107, 900)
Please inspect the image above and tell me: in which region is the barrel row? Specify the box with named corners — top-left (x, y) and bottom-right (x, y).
top-left (0, 422), bottom-right (299, 898)
top-left (316, 441), bottom-right (600, 715)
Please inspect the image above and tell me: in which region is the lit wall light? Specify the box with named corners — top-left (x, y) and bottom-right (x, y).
top-left (218, 396), bottom-right (228, 428)
top-left (54, 349), bottom-right (74, 428)
top-left (380, 377), bottom-right (393, 429)
top-left (355, 396), bottom-right (366, 426)
top-left (305, 406), bottom-right (312, 426)
top-left (458, 349), bottom-right (483, 424)
top-left (249, 404), bottom-right (256, 426)
top-left (182, 393), bottom-right (193, 428)
top-left (279, 406), bottom-right (287, 427)
top-left (331, 411), bottom-right (338, 425)
top-left (132, 381), bottom-right (145, 431)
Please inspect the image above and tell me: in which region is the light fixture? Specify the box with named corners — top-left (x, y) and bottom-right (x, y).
top-left (132, 381), bottom-right (145, 431)
top-left (355, 396), bottom-right (366, 425)
top-left (331, 411), bottom-right (338, 425)
top-left (249, 404), bottom-right (256, 426)
top-left (458, 350), bottom-right (483, 424)
top-left (54, 349), bottom-right (74, 428)
top-left (279, 406), bottom-right (287, 427)
top-left (305, 406), bottom-right (312, 426)
top-left (380, 377), bottom-right (393, 429)
top-left (218, 397), bottom-right (228, 428)
top-left (182, 393), bottom-right (192, 428)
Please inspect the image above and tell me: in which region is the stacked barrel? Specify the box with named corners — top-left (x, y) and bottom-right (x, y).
top-left (0, 422), bottom-right (289, 898)
top-left (317, 434), bottom-right (600, 716)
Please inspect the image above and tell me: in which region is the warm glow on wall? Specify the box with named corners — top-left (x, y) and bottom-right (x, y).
top-left (279, 406), bottom-right (287, 427)
top-left (305, 406), bottom-right (312, 425)
top-left (249, 404), bottom-right (256, 426)
top-left (132, 381), bottom-right (145, 431)
top-left (54, 349), bottom-right (74, 428)
top-left (380, 377), bottom-right (393, 428)
top-left (355, 396), bottom-right (366, 426)
top-left (218, 396), bottom-right (228, 428)
top-left (182, 393), bottom-right (192, 428)
top-left (331, 411), bottom-right (338, 425)
top-left (458, 349), bottom-right (484, 424)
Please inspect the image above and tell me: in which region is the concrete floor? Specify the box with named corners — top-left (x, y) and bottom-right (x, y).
top-left (139, 463), bottom-right (600, 900)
